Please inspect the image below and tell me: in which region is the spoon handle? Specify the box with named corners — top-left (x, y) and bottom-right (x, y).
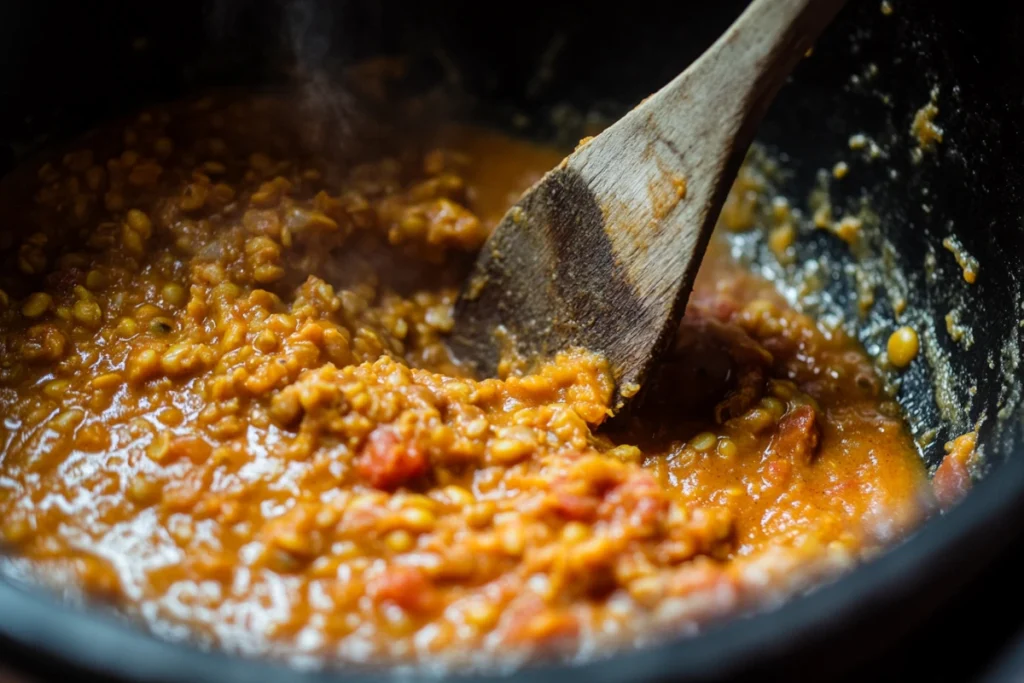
top-left (569, 0), bottom-right (849, 287)
top-left (561, 0), bottom-right (847, 405)
top-left (667, 0), bottom-right (850, 148)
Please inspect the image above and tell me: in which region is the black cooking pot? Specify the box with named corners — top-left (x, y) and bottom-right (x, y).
top-left (1, 0), bottom-right (1022, 681)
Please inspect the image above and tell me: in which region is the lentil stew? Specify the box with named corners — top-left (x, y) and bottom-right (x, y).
top-left (0, 95), bottom-right (927, 670)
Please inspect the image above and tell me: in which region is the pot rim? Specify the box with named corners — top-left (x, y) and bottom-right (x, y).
top-left (2, 448), bottom-right (1023, 683)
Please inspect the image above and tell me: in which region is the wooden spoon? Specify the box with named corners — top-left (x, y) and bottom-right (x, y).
top-left (448, 0), bottom-right (847, 412)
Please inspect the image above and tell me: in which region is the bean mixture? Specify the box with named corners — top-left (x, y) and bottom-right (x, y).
top-left (0, 95), bottom-right (927, 669)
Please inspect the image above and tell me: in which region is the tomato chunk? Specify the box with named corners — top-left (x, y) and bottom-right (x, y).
top-left (356, 427), bottom-right (428, 490)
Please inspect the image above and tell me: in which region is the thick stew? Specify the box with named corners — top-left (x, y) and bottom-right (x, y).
top-left (0, 95), bottom-right (928, 669)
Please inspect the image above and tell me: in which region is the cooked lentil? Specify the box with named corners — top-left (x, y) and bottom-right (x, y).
top-left (887, 326), bottom-right (920, 369)
top-left (0, 95), bottom-right (928, 670)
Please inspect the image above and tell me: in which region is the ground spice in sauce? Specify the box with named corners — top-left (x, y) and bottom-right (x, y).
top-left (0, 95), bottom-right (928, 669)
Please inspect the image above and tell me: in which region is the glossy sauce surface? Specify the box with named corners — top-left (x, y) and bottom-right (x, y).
top-left (0, 95), bottom-right (927, 669)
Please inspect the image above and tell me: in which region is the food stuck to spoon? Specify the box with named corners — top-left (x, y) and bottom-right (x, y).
top-left (450, 0), bottom-right (847, 412)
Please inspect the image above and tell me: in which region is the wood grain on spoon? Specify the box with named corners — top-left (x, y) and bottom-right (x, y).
top-left (449, 0), bottom-right (848, 412)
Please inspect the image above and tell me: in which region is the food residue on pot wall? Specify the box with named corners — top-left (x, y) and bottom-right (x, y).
top-left (944, 309), bottom-right (974, 349)
top-left (942, 235), bottom-right (979, 284)
top-left (910, 87), bottom-right (944, 163)
top-left (933, 430), bottom-right (979, 509)
top-left (723, 136), bottom-right (983, 461)
top-left (848, 133), bottom-right (885, 161)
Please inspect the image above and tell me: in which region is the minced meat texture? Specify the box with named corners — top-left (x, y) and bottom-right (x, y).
top-left (0, 95), bottom-right (927, 670)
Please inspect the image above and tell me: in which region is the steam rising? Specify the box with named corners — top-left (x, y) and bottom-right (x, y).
top-left (283, 0), bottom-right (362, 152)
top-left (205, 0), bottom-right (366, 155)
top-left (203, 0), bottom-right (462, 159)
